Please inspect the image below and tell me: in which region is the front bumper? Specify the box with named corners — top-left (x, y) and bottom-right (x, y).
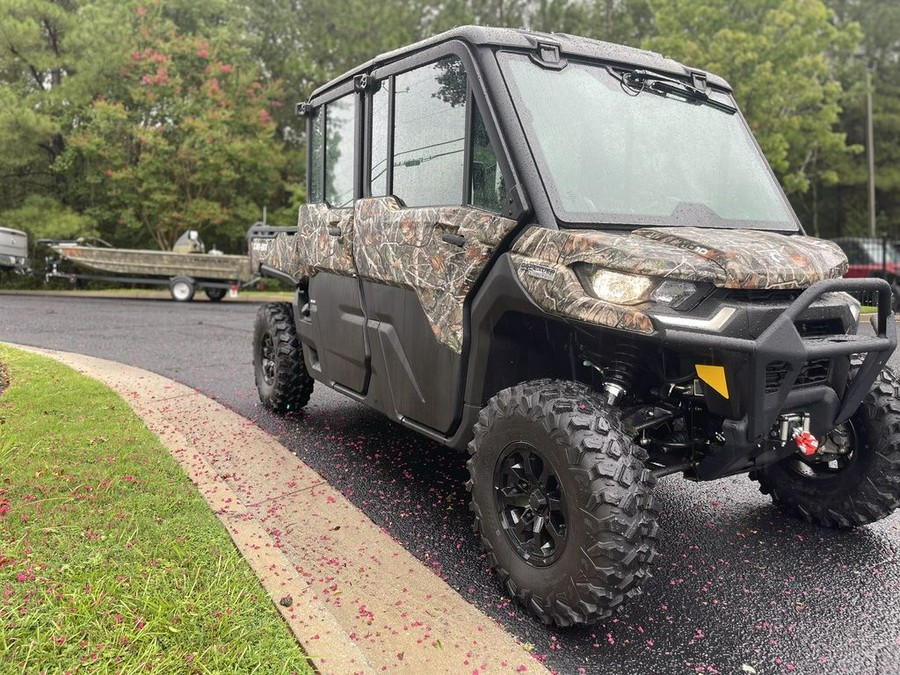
top-left (658, 278), bottom-right (896, 478)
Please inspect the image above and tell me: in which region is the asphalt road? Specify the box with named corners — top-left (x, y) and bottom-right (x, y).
top-left (2, 292), bottom-right (899, 675)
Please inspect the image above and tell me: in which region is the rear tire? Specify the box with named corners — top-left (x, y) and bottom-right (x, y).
top-left (253, 302), bottom-right (313, 413)
top-left (169, 277), bottom-right (195, 302)
top-left (753, 367), bottom-right (900, 528)
top-left (467, 379), bottom-right (659, 626)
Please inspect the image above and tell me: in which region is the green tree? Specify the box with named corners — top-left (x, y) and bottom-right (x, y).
top-left (0, 0), bottom-right (134, 237)
top-left (645, 0), bottom-right (861, 200)
top-left (553, 0), bottom-right (652, 45)
top-left (427, 0), bottom-right (530, 31)
top-left (245, 0), bottom-right (428, 103)
top-left (242, 0), bottom-right (434, 224)
top-left (814, 0), bottom-right (900, 237)
top-left (1, 194), bottom-right (96, 242)
top-left (55, 5), bottom-right (286, 250)
top-left (0, 0), bottom-right (286, 250)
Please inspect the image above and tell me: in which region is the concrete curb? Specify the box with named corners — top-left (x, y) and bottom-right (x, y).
top-left (11, 345), bottom-right (546, 675)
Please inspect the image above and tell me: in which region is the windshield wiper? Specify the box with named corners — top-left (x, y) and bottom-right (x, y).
top-left (614, 68), bottom-right (737, 115)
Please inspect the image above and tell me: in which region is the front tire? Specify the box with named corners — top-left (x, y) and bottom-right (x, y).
top-left (253, 302), bottom-right (313, 413)
top-left (753, 367), bottom-right (900, 528)
top-left (467, 379), bottom-right (659, 626)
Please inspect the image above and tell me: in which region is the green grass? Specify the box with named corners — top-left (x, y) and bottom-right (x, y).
top-left (0, 346), bottom-right (312, 674)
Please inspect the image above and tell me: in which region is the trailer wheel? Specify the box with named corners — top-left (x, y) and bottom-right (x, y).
top-left (205, 287), bottom-right (227, 302)
top-left (169, 277), bottom-right (195, 302)
top-left (467, 379), bottom-right (659, 626)
top-left (253, 302), bottom-right (313, 413)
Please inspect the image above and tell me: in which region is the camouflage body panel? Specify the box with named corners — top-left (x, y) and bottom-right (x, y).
top-left (253, 204), bottom-right (356, 281)
top-left (637, 227), bottom-right (848, 289)
top-left (251, 232), bottom-right (310, 281)
top-left (510, 225), bottom-right (848, 334)
top-left (354, 197), bottom-right (518, 352)
top-left (511, 255), bottom-right (654, 334)
top-left (512, 227), bottom-right (847, 289)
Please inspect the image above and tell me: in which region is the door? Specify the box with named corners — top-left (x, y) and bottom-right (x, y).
top-left (354, 54), bottom-right (517, 432)
top-left (300, 93), bottom-right (368, 393)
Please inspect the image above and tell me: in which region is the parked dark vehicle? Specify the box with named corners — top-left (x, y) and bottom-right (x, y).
top-left (0, 226), bottom-right (29, 273)
top-left (249, 27), bottom-right (900, 626)
top-left (832, 236), bottom-right (900, 307)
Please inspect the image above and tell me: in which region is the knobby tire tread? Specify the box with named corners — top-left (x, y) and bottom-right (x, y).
top-left (255, 302), bottom-right (313, 413)
top-left (753, 367), bottom-right (900, 528)
top-left (467, 379), bottom-right (659, 626)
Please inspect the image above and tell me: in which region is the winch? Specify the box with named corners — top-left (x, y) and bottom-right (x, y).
top-left (776, 413), bottom-right (819, 457)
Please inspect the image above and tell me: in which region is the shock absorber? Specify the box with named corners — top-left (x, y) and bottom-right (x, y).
top-left (603, 342), bottom-right (642, 405)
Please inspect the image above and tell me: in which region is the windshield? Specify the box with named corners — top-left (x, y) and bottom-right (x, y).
top-left (498, 52), bottom-right (798, 230)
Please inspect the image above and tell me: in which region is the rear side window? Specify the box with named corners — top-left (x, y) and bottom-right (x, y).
top-left (325, 94), bottom-right (355, 207)
top-left (370, 80), bottom-right (390, 197)
top-left (470, 104), bottom-right (505, 213)
top-left (392, 56), bottom-right (467, 207)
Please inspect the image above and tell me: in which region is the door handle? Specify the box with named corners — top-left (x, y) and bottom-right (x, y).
top-left (441, 233), bottom-right (466, 247)
top-left (328, 226), bottom-right (342, 237)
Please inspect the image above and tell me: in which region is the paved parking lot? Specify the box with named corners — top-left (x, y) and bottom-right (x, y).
top-left (2, 292), bottom-right (899, 674)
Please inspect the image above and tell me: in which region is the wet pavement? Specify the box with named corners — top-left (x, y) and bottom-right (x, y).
top-left (2, 292), bottom-right (899, 674)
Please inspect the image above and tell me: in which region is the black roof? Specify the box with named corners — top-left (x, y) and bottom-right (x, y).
top-left (309, 25), bottom-right (732, 101)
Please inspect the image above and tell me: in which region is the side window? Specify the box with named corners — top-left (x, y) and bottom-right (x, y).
top-left (393, 56), bottom-right (467, 207)
top-left (370, 80), bottom-right (389, 197)
top-left (470, 104), bottom-right (506, 213)
top-left (309, 106), bottom-right (324, 203)
top-left (325, 94), bottom-right (355, 207)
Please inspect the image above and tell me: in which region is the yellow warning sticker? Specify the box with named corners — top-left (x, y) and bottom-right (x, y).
top-left (695, 364), bottom-right (729, 399)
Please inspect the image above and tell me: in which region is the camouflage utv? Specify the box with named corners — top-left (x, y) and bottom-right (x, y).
top-left (248, 27), bottom-right (900, 626)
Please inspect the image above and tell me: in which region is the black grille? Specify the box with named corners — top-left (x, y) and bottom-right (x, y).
top-left (765, 361), bottom-right (790, 392)
top-left (723, 289), bottom-right (804, 303)
top-left (795, 318), bottom-right (844, 337)
top-left (763, 320), bottom-right (841, 393)
top-left (765, 358), bottom-right (832, 393)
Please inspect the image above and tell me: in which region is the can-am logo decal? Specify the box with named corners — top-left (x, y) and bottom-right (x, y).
top-left (521, 262), bottom-right (556, 281)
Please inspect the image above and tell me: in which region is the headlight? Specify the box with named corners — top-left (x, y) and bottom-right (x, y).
top-left (581, 268), bottom-right (654, 305)
top-left (576, 266), bottom-right (701, 307)
top-left (650, 280), bottom-right (698, 306)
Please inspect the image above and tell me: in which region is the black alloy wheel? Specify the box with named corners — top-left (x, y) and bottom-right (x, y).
top-left (468, 379), bottom-right (659, 626)
top-left (495, 443), bottom-right (568, 567)
top-left (259, 332), bottom-right (276, 387)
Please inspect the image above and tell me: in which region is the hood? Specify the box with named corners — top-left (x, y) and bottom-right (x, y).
top-left (633, 228), bottom-right (848, 288)
top-left (513, 226), bottom-right (848, 290)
